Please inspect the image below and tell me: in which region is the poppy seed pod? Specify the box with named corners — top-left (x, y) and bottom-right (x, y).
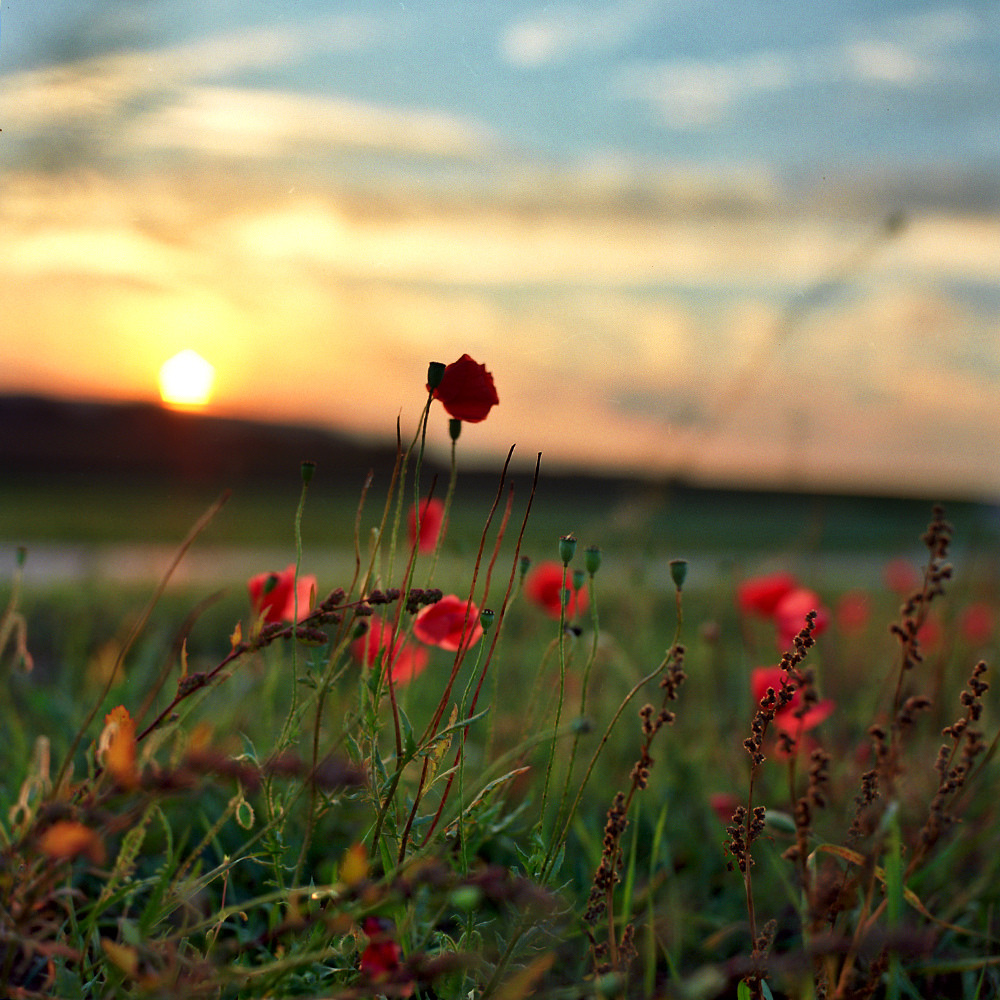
top-left (585, 545), bottom-right (602, 576)
top-left (426, 361), bottom-right (447, 389)
top-left (559, 534), bottom-right (577, 566)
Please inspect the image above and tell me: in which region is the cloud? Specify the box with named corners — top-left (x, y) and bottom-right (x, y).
top-left (615, 6), bottom-right (988, 128)
top-left (0, 15), bottom-right (387, 131)
top-left (501, 0), bottom-right (661, 68)
top-left (123, 86), bottom-right (497, 161)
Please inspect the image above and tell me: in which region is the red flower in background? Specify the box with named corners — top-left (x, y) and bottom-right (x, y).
top-left (351, 618), bottom-right (429, 685)
top-left (431, 354), bottom-right (499, 423)
top-left (248, 565), bottom-right (317, 624)
top-left (525, 561), bottom-right (589, 619)
top-left (359, 916), bottom-right (411, 995)
top-left (836, 590), bottom-right (871, 634)
top-left (408, 497), bottom-right (445, 553)
top-left (884, 558), bottom-right (920, 595)
top-left (959, 602), bottom-right (994, 645)
top-left (414, 594), bottom-right (484, 651)
top-left (751, 666), bottom-right (834, 741)
top-left (737, 571), bottom-right (797, 617)
top-left (774, 587), bottom-right (830, 647)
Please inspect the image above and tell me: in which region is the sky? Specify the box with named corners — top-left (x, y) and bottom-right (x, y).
top-left (1, 1), bottom-right (998, 498)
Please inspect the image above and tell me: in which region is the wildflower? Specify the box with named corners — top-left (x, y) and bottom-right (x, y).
top-left (709, 792), bottom-right (741, 825)
top-left (774, 587), bottom-right (829, 648)
top-left (247, 565), bottom-right (317, 624)
top-left (959, 602), bottom-right (994, 645)
top-left (884, 557), bottom-right (920, 595)
top-left (408, 497), bottom-right (444, 553)
top-left (736, 571), bottom-right (797, 617)
top-left (525, 561), bottom-right (589, 619)
top-left (429, 354), bottom-right (499, 423)
top-left (917, 614), bottom-right (943, 653)
top-left (360, 916), bottom-right (411, 995)
top-left (413, 594), bottom-right (484, 651)
top-left (351, 618), bottom-right (429, 685)
top-left (835, 589), bottom-right (871, 634)
top-left (751, 666), bottom-right (834, 739)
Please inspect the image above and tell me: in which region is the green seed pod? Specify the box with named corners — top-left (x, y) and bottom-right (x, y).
top-left (559, 533), bottom-right (577, 566)
top-left (426, 361), bottom-right (446, 389)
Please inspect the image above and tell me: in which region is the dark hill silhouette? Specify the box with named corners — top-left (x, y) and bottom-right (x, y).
top-left (0, 395), bottom-right (402, 485)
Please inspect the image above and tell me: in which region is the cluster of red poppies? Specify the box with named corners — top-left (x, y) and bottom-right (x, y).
top-left (736, 570), bottom-right (830, 650)
top-left (246, 354), bottom-right (502, 686)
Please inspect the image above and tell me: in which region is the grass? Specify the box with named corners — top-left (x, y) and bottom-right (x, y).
top-left (1, 377), bottom-right (1000, 999)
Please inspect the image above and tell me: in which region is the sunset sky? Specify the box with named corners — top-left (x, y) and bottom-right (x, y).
top-left (1, 2), bottom-right (998, 497)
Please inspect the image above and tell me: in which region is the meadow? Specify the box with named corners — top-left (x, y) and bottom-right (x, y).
top-left (2, 363), bottom-right (1000, 999)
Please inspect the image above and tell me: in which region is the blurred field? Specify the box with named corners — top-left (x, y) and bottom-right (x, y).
top-left (4, 470), bottom-right (998, 556)
top-left (3, 470), bottom-right (1000, 996)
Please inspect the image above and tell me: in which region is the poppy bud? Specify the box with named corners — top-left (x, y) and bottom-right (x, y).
top-left (559, 534), bottom-right (577, 566)
top-left (669, 559), bottom-right (688, 590)
top-left (480, 608), bottom-right (495, 631)
top-left (572, 568), bottom-right (585, 592)
top-left (519, 556), bottom-right (531, 580)
top-left (427, 361), bottom-right (447, 389)
top-left (449, 418), bottom-right (462, 441)
top-left (300, 460), bottom-right (316, 485)
top-left (585, 545), bottom-right (602, 576)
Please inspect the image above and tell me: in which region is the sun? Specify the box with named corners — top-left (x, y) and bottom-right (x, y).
top-left (158, 350), bottom-right (216, 409)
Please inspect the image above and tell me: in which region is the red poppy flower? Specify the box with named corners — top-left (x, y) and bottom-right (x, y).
top-left (751, 666), bottom-right (834, 739)
top-left (884, 557), bottom-right (920, 595)
top-left (430, 354), bottom-right (499, 423)
top-left (835, 590), bottom-right (871, 634)
top-left (359, 916), bottom-right (412, 995)
top-left (351, 618), bottom-right (429, 685)
top-left (413, 594), bottom-right (484, 651)
top-left (248, 564), bottom-right (317, 624)
top-left (408, 497), bottom-right (445, 553)
top-left (774, 587), bottom-right (830, 648)
top-left (524, 561), bottom-right (589, 619)
top-left (709, 792), bottom-right (741, 825)
top-left (959, 602), bottom-right (994, 645)
top-left (737, 571), bottom-right (797, 617)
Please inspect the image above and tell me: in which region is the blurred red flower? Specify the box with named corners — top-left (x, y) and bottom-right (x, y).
top-left (709, 791), bottom-right (741, 825)
top-left (884, 557), bottom-right (920, 595)
top-left (351, 618), bottom-right (429, 685)
top-left (524, 561), bottom-right (589, 619)
top-left (360, 916), bottom-right (411, 995)
top-left (774, 587), bottom-right (830, 647)
top-left (408, 497), bottom-right (445, 553)
top-left (737, 571), bottom-right (797, 617)
top-left (959, 602), bottom-right (994, 645)
top-left (835, 590), bottom-right (871, 633)
top-left (751, 666), bottom-right (834, 740)
top-left (917, 614), bottom-right (943, 653)
top-left (413, 594), bottom-right (484, 651)
top-left (248, 564), bottom-right (317, 624)
top-left (431, 354), bottom-right (499, 423)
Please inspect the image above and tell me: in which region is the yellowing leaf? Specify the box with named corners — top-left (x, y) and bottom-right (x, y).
top-left (38, 820), bottom-right (106, 864)
top-left (340, 842), bottom-right (369, 887)
top-left (101, 938), bottom-right (139, 977)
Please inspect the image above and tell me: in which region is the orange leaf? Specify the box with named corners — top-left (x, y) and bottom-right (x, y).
top-left (38, 821), bottom-right (106, 864)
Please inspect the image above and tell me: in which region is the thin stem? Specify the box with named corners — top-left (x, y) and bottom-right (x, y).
top-left (539, 565), bottom-right (570, 830)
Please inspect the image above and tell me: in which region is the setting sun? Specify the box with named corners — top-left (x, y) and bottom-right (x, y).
top-left (158, 350), bottom-right (216, 408)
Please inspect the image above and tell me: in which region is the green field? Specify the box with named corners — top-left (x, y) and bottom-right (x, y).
top-left (2, 470), bottom-right (999, 998)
